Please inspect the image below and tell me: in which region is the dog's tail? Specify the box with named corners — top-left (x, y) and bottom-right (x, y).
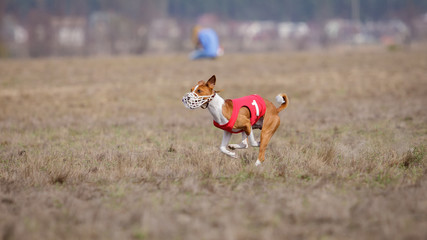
top-left (275, 93), bottom-right (289, 113)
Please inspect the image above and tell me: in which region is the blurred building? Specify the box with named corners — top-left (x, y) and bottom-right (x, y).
top-left (1, 15), bottom-right (28, 57)
top-left (51, 17), bottom-right (86, 56)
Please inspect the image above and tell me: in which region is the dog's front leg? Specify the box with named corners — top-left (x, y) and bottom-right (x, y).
top-left (220, 131), bottom-right (237, 158)
top-left (228, 132), bottom-right (248, 150)
top-left (247, 130), bottom-right (260, 147)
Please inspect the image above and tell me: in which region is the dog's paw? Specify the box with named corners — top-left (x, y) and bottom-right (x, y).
top-left (224, 151), bottom-right (237, 158)
top-left (220, 147), bottom-right (238, 158)
top-left (228, 143), bottom-right (248, 150)
top-left (255, 159), bottom-right (262, 166)
top-left (228, 144), bottom-right (238, 150)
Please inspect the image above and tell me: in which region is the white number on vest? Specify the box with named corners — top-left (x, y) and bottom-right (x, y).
top-left (252, 100), bottom-right (260, 116)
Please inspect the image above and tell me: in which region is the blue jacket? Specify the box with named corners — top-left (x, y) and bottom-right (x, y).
top-left (198, 29), bottom-right (219, 57)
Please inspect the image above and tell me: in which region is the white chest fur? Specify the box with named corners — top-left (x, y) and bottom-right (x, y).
top-left (207, 94), bottom-right (229, 125)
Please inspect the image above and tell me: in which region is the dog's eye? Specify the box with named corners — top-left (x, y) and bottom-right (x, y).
top-left (197, 89), bottom-right (201, 93)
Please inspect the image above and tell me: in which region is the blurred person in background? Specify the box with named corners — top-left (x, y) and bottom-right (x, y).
top-left (189, 25), bottom-right (223, 60)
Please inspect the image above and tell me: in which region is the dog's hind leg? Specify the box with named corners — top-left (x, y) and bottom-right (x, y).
top-left (256, 115), bottom-right (280, 166)
top-left (220, 131), bottom-right (237, 158)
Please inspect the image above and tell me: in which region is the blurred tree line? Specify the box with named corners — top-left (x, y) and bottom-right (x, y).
top-left (2, 0), bottom-right (426, 22)
top-left (168, 0), bottom-right (427, 21)
top-left (3, 0), bottom-right (166, 21)
top-left (0, 0), bottom-right (426, 57)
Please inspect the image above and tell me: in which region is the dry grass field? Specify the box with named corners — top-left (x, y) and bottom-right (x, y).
top-left (0, 47), bottom-right (426, 240)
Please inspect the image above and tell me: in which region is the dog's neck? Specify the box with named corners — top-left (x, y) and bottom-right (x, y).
top-left (207, 93), bottom-right (228, 125)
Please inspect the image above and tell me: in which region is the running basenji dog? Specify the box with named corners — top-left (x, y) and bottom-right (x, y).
top-left (182, 75), bottom-right (288, 166)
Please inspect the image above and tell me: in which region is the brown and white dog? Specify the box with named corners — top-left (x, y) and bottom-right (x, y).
top-left (182, 75), bottom-right (288, 166)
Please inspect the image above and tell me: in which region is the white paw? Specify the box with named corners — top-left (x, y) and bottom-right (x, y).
top-left (255, 159), bottom-right (262, 166)
top-left (228, 143), bottom-right (248, 150)
top-left (220, 147), bottom-right (237, 158)
top-left (227, 151), bottom-right (237, 158)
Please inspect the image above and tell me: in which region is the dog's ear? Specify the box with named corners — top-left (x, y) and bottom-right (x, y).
top-left (197, 80), bottom-right (205, 85)
top-left (207, 75), bottom-right (216, 89)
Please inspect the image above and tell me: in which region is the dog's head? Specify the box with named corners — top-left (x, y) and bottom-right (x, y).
top-left (182, 75), bottom-right (216, 109)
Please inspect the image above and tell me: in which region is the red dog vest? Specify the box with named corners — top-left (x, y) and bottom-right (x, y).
top-left (213, 94), bottom-right (266, 133)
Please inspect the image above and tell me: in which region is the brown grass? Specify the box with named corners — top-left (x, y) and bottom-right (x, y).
top-left (0, 47), bottom-right (427, 240)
